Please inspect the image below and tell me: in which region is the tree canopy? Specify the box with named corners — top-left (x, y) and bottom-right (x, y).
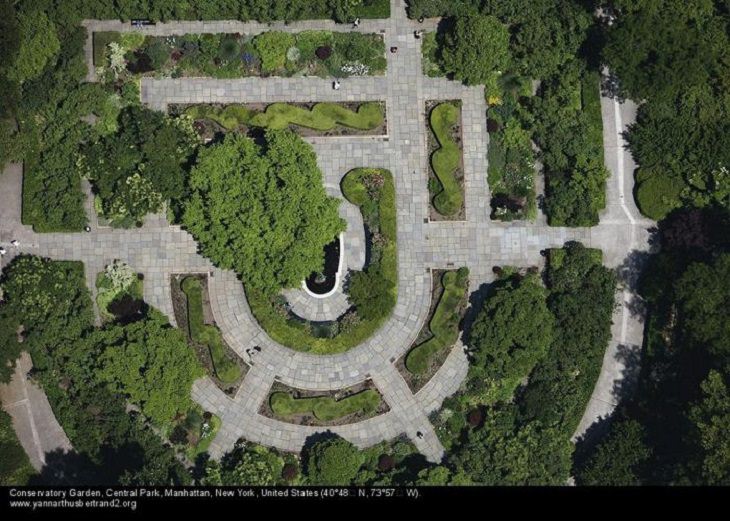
top-left (306, 436), bottom-right (364, 485)
top-left (467, 272), bottom-right (554, 403)
top-left (183, 130), bottom-right (345, 294)
top-left (440, 15), bottom-right (510, 86)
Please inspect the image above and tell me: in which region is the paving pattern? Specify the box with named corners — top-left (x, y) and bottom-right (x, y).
top-left (1, 1), bottom-right (654, 465)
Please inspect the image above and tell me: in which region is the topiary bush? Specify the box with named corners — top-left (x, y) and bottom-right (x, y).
top-left (635, 170), bottom-right (683, 220)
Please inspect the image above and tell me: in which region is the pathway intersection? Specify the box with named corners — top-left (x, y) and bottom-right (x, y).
top-left (0, 1), bottom-right (653, 463)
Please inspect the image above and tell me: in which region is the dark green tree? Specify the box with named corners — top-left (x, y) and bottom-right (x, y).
top-left (183, 130), bottom-right (345, 294)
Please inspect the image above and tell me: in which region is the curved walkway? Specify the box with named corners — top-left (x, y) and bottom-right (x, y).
top-left (0, 0), bottom-right (654, 464)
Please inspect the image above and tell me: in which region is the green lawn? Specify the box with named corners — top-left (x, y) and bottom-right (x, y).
top-left (246, 168), bottom-right (396, 354)
top-left (186, 102), bottom-right (384, 132)
top-left (181, 277), bottom-right (241, 384)
top-left (269, 390), bottom-right (381, 422)
top-left (429, 102), bottom-right (464, 216)
top-left (405, 268), bottom-right (469, 375)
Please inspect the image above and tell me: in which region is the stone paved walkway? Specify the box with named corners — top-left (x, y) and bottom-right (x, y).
top-left (1, 1), bottom-right (654, 464)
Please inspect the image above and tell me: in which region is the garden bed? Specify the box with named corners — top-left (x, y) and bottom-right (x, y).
top-left (486, 75), bottom-right (538, 221)
top-left (95, 262), bottom-right (147, 324)
top-left (176, 101), bottom-right (387, 138)
top-left (426, 101), bottom-right (465, 221)
top-left (260, 380), bottom-right (389, 426)
top-left (170, 273), bottom-right (247, 394)
top-left (246, 168), bottom-right (397, 355)
top-left (397, 268), bottom-right (470, 393)
top-left (93, 30), bottom-right (386, 81)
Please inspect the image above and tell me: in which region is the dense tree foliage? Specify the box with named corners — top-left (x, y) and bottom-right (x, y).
top-left (467, 272), bottom-right (554, 403)
top-left (576, 208), bottom-right (730, 485)
top-left (0, 256), bottom-right (198, 484)
top-left (408, 0), bottom-right (593, 79)
top-left (183, 131), bottom-right (345, 294)
top-left (604, 1), bottom-right (730, 219)
top-left (439, 15), bottom-right (509, 86)
top-left (80, 107), bottom-right (199, 227)
top-left (428, 243), bottom-right (616, 485)
top-left (202, 442), bottom-right (289, 485)
top-left (306, 437), bottom-right (364, 485)
top-left (575, 417), bottom-right (651, 486)
top-left (520, 243), bottom-right (616, 434)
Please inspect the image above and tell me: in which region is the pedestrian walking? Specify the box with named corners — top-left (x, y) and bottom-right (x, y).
top-left (333, 79), bottom-right (341, 90)
top-left (0, 247), bottom-right (6, 256)
top-left (253, 346), bottom-right (262, 353)
top-left (10, 239), bottom-right (19, 248)
top-left (416, 431), bottom-right (424, 440)
top-left (353, 17), bottom-right (360, 28)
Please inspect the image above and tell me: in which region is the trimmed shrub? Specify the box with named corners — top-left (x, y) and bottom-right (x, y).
top-left (635, 170), bottom-right (683, 220)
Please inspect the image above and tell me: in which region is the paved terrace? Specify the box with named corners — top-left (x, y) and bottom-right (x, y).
top-left (0, 0), bottom-right (653, 464)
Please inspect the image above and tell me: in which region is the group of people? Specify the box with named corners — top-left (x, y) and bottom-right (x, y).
top-left (0, 239), bottom-right (20, 257)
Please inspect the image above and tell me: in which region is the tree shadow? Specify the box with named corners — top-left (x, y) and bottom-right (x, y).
top-left (615, 249), bottom-right (652, 319)
top-left (611, 343), bottom-right (642, 404)
top-left (460, 280), bottom-right (494, 348)
top-left (28, 449), bottom-right (102, 485)
top-left (572, 413), bottom-right (616, 475)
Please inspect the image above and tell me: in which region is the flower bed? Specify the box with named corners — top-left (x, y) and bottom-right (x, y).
top-left (487, 76), bottom-right (537, 221)
top-left (427, 101), bottom-right (465, 220)
top-left (182, 101), bottom-right (386, 137)
top-left (246, 168), bottom-right (396, 354)
top-left (94, 30), bottom-right (386, 81)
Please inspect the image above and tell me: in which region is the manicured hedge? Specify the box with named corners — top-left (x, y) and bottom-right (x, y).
top-left (405, 267), bottom-right (469, 374)
top-left (246, 168), bottom-right (396, 354)
top-left (429, 102), bottom-right (464, 216)
top-left (186, 102), bottom-right (384, 131)
top-left (182, 277), bottom-right (241, 384)
top-left (635, 169), bottom-right (683, 220)
top-left (270, 390), bottom-right (380, 421)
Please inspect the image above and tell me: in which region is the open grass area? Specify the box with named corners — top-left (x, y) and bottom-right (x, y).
top-left (185, 102), bottom-right (384, 132)
top-left (269, 390), bottom-right (381, 422)
top-left (247, 168), bottom-right (396, 354)
top-left (405, 268), bottom-right (469, 375)
top-left (429, 102), bottom-right (464, 217)
top-left (181, 277), bottom-right (241, 384)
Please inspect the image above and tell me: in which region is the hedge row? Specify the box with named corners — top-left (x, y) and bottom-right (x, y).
top-left (269, 389), bottom-right (381, 421)
top-left (186, 102), bottom-right (384, 132)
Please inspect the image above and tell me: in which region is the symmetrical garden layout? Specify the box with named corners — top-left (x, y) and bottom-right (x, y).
top-left (0, 1), bottom-right (654, 464)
